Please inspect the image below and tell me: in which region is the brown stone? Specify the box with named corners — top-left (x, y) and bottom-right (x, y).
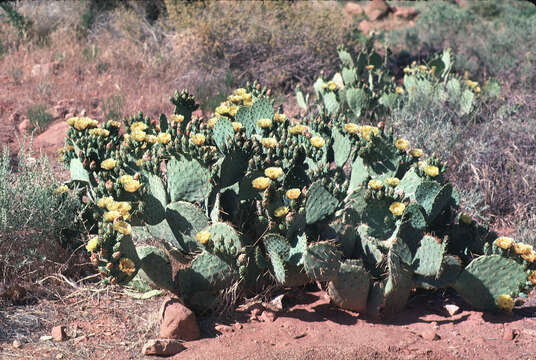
top-left (12, 340), bottom-right (22, 349)
top-left (345, 2), bottom-right (363, 17)
top-left (444, 304), bottom-right (461, 317)
top-left (142, 339), bottom-right (185, 356)
top-left (48, 105), bottom-right (68, 120)
top-left (51, 325), bottom-right (68, 342)
top-left (17, 119), bottom-right (30, 134)
top-left (260, 310), bottom-right (277, 322)
top-left (420, 330), bottom-right (440, 341)
top-left (365, 0), bottom-right (390, 21)
top-left (215, 324), bottom-right (234, 333)
top-left (159, 297), bottom-right (200, 341)
top-left (503, 327), bottom-right (517, 341)
top-left (393, 7), bottom-right (419, 20)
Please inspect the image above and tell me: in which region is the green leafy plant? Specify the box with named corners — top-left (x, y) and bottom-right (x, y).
top-left (27, 105), bottom-right (54, 134)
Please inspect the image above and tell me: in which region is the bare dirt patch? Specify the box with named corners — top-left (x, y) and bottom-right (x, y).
top-left (2, 286), bottom-right (536, 360)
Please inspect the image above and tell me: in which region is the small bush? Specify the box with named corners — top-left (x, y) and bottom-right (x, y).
top-left (27, 105), bottom-right (54, 134)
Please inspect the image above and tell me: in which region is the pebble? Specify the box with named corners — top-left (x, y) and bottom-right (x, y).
top-left (503, 327), bottom-right (517, 341)
top-left (444, 304), bottom-right (461, 316)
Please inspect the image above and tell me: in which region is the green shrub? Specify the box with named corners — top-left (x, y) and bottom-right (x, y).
top-left (27, 105), bottom-right (54, 134)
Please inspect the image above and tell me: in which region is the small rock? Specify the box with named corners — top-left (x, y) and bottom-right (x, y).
top-left (393, 7), bottom-right (419, 20)
top-left (260, 310), bottom-right (276, 322)
top-left (159, 297), bottom-right (200, 341)
top-left (12, 340), bottom-right (21, 349)
top-left (444, 304), bottom-right (461, 316)
top-left (142, 339), bottom-right (185, 356)
top-left (39, 335), bottom-right (53, 342)
top-left (56, 354), bottom-right (64, 359)
top-left (365, 0), bottom-right (390, 21)
top-left (65, 112), bottom-right (75, 120)
top-left (233, 322), bottom-right (243, 330)
top-left (345, 2), bottom-right (363, 17)
top-left (250, 307), bottom-right (261, 321)
top-left (358, 20), bottom-right (373, 34)
top-left (420, 330), bottom-right (440, 341)
top-left (215, 324), bottom-right (234, 333)
top-left (51, 325), bottom-right (68, 342)
top-left (31, 62), bottom-right (60, 77)
top-left (48, 105), bottom-right (68, 120)
top-left (503, 327), bottom-right (517, 341)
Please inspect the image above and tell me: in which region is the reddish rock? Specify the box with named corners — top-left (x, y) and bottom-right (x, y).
top-left (420, 330), bottom-right (440, 341)
top-left (48, 105), bottom-right (68, 120)
top-left (503, 327), bottom-right (517, 341)
top-left (142, 339), bottom-right (185, 356)
top-left (260, 310), bottom-right (276, 322)
top-left (345, 2), bottom-right (363, 17)
top-left (393, 7), bottom-right (419, 20)
top-left (159, 297), bottom-right (200, 341)
top-left (51, 326), bottom-right (68, 342)
top-left (250, 307), bottom-right (262, 321)
top-left (365, 0), bottom-right (390, 21)
top-left (215, 324), bottom-right (234, 333)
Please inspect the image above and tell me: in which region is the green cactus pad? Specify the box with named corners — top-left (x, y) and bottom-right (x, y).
top-left (454, 255), bottom-right (527, 311)
top-left (342, 67), bottom-right (357, 86)
top-left (218, 150), bottom-right (248, 188)
top-left (134, 245), bottom-right (173, 291)
top-left (366, 281), bottom-right (386, 319)
top-left (332, 127), bottom-right (352, 168)
top-left (415, 255), bottom-right (462, 290)
top-left (167, 155), bottom-right (211, 202)
top-left (459, 89), bottom-right (474, 116)
top-left (412, 235), bottom-right (446, 277)
top-left (337, 46), bottom-right (354, 67)
top-left (158, 114), bottom-right (168, 132)
top-left (206, 222), bottom-right (242, 256)
top-left (69, 158), bottom-right (90, 183)
top-left (263, 233), bottom-right (291, 262)
top-left (235, 106), bottom-right (254, 137)
top-left (284, 165), bottom-right (310, 190)
top-left (166, 201), bottom-right (209, 252)
top-left (323, 92), bottom-right (340, 116)
top-left (396, 168), bottom-right (423, 201)
top-left (238, 170), bottom-right (264, 201)
top-left (288, 232), bottom-right (307, 266)
top-left (255, 245), bottom-right (267, 270)
top-left (213, 118), bottom-right (235, 153)
top-left (191, 251), bottom-right (237, 290)
top-left (250, 98), bottom-right (274, 132)
top-left (143, 174), bottom-right (167, 225)
top-left (415, 181), bottom-right (453, 222)
top-left (114, 234), bottom-right (141, 284)
top-left (284, 264), bottom-right (310, 287)
top-left (303, 241), bottom-right (341, 282)
top-left (346, 88), bottom-right (368, 118)
top-left (328, 222), bottom-right (357, 258)
top-left (328, 259), bottom-right (370, 313)
top-left (305, 181), bottom-right (339, 224)
top-left (383, 248), bottom-right (414, 317)
top-left (357, 224), bottom-right (384, 267)
top-left (362, 199), bottom-right (397, 240)
top-left (268, 249), bottom-right (286, 284)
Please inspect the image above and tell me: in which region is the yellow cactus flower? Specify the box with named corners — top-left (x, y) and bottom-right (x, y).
top-left (208, 117), bottom-right (218, 128)
top-left (460, 214), bottom-right (473, 224)
top-left (191, 134), bottom-right (206, 146)
top-left (144, 134), bottom-right (157, 144)
top-left (475, 86), bottom-right (481, 94)
top-left (344, 123), bottom-right (360, 134)
top-left (289, 124), bottom-right (306, 135)
top-left (157, 132), bottom-right (171, 144)
top-left (196, 230), bottom-right (211, 244)
top-left (229, 94), bottom-right (242, 104)
top-left (261, 137), bottom-right (278, 148)
top-left (395, 139), bottom-right (409, 151)
top-left (170, 114), bottom-right (184, 124)
top-left (242, 93), bottom-right (252, 101)
top-left (119, 175), bottom-right (133, 185)
top-left (522, 251), bottom-right (536, 263)
top-left (396, 87), bottom-right (404, 95)
top-left (74, 117), bottom-right (98, 131)
top-left (101, 158), bottom-right (117, 170)
top-left (368, 179), bottom-right (383, 190)
top-left (495, 236), bottom-right (514, 250)
top-left (89, 128), bottom-right (110, 137)
top-left (113, 220), bottom-right (132, 235)
top-left (119, 257), bottom-right (136, 275)
top-left (232, 122), bottom-right (242, 132)
top-left (360, 125), bottom-right (380, 141)
top-left (365, 64), bottom-right (374, 70)
top-left (409, 148), bottom-right (424, 157)
top-left (85, 236), bottom-right (99, 252)
top-left (403, 67), bottom-right (412, 73)
top-left (257, 118), bottom-right (273, 128)
top-left (528, 271), bottom-right (536, 285)
top-left (274, 113), bottom-right (287, 123)
top-left (234, 88), bottom-right (247, 96)
top-left (417, 65), bottom-right (427, 72)
top-left (514, 242), bottom-right (533, 255)
top-left (252, 177), bottom-right (271, 190)
top-left (229, 105), bottom-right (238, 117)
top-left (108, 120), bottom-right (121, 128)
top-left (131, 130), bottom-right (146, 142)
top-left (97, 196), bottom-right (114, 208)
top-left (67, 117), bottom-right (77, 126)
top-left (327, 81), bottom-right (338, 91)
top-left (310, 136), bottom-right (325, 148)
top-left (103, 210), bottom-right (121, 222)
top-left (286, 188), bottom-right (301, 200)
top-left (265, 167), bottom-right (283, 180)
top-left (274, 206), bottom-right (289, 218)
top-left (55, 185), bottom-right (68, 195)
top-left (123, 180), bottom-right (142, 192)
top-left (496, 294), bottom-right (514, 312)
top-left (131, 121), bottom-right (148, 132)
top-left (389, 202), bottom-right (406, 216)
top-left (424, 165), bottom-right (439, 177)
top-left (136, 159), bottom-right (143, 167)
top-left (385, 177), bottom-right (400, 187)
top-left (216, 104), bottom-right (230, 115)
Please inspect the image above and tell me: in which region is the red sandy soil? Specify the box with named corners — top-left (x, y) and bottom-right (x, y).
top-left (1, 286), bottom-right (536, 360)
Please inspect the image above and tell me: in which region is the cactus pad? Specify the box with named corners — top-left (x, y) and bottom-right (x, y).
top-left (305, 181), bottom-right (339, 224)
top-left (303, 241), bottom-right (341, 282)
top-left (328, 259), bottom-right (370, 313)
top-left (167, 155), bottom-right (211, 202)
